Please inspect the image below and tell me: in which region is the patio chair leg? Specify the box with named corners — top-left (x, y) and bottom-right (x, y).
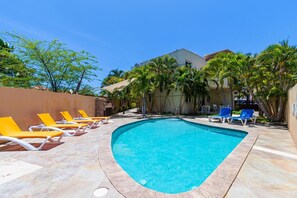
top-left (0, 136), bottom-right (39, 151)
top-left (36, 136), bottom-right (51, 150)
top-left (48, 136), bottom-right (63, 143)
top-left (253, 117), bottom-right (257, 124)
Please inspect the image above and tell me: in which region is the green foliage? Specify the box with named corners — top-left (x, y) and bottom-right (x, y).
top-left (176, 66), bottom-right (208, 113)
top-left (8, 33), bottom-right (100, 93)
top-left (146, 55), bottom-right (179, 113)
top-left (101, 69), bottom-right (125, 87)
top-left (130, 64), bottom-right (156, 96)
top-left (78, 85), bottom-right (98, 96)
top-left (248, 41), bottom-right (297, 121)
top-left (148, 55), bottom-right (178, 92)
top-left (203, 40), bottom-right (297, 122)
top-left (232, 110), bottom-right (242, 115)
top-left (100, 69), bottom-right (126, 97)
top-left (0, 37), bottom-right (35, 88)
top-left (0, 38), bottom-right (14, 52)
top-left (203, 52), bottom-right (246, 108)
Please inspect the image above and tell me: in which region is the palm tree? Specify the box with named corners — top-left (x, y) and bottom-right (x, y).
top-left (108, 69), bottom-right (125, 78)
top-left (203, 52), bottom-right (241, 109)
top-left (130, 65), bottom-right (155, 117)
top-left (0, 38), bottom-right (14, 52)
top-left (175, 66), bottom-right (191, 113)
top-left (175, 66), bottom-right (208, 114)
top-left (148, 55), bottom-right (178, 113)
top-left (101, 69), bottom-right (125, 92)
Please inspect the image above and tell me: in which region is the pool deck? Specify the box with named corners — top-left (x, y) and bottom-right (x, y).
top-left (1, 110), bottom-right (297, 198)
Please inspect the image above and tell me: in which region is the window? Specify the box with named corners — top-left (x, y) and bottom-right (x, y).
top-left (185, 61), bottom-right (192, 68)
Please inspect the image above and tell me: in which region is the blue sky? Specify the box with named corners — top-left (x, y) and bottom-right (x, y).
top-left (1, 0), bottom-right (297, 89)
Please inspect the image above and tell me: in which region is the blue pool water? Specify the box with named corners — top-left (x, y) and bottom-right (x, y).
top-left (112, 118), bottom-right (247, 194)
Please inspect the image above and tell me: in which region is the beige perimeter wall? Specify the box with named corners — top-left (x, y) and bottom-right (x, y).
top-left (0, 87), bottom-right (96, 130)
top-left (288, 84), bottom-right (297, 146)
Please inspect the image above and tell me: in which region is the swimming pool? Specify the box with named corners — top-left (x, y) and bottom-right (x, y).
top-left (112, 118), bottom-right (247, 194)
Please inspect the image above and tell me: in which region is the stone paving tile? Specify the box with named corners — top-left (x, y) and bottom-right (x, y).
top-left (0, 110), bottom-right (296, 198)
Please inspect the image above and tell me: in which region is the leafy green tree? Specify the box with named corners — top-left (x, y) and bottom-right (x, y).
top-left (203, 40), bottom-right (297, 122)
top-left (8, 33), bottom-right (99, 93)
top-left (0, 37), bottom-right (34, 88)
top-left (246, 41), bottom-right (297, 121)
top-left (78, 85), bottom-right (98, 96)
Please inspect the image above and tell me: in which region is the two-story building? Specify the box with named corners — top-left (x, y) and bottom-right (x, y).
top-left (139, 48), bottom-right (232, 114)
top-left (102, 48), bottom-right (233, 114)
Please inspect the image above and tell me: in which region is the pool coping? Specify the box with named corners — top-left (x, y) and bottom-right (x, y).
top-left (98, 117), bottom-right (259, 198)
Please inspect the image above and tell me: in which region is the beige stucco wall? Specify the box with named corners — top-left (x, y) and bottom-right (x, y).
top-left (208, 89), bottom-right (232, 107)
top-left (152, 89), bottom-right (191, 114)
top-left (0, 87), bottom-right (96, 130)
top-left (150, 88), bottom-right (228, 114)
top-left (288, 84), bottom-right (297, 146)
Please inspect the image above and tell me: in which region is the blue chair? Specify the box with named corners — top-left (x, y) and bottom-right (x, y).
top-left (208, 107), bottom-right (232, 123)
top-left (228, 109), bottom-right (256, 126)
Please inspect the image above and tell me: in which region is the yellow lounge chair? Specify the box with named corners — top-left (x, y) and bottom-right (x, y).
top-left (0, 117), bottom-right (63, 151)
top-left (60, 111), bottom-right (99, 128)
top-left (37, 113), bottom-right (88, 136)
top-left (78, 110), bottom-right (110, 123)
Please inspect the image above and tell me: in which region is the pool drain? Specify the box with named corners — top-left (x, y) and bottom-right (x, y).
top-left (93, 187), bottom-right (109, 197)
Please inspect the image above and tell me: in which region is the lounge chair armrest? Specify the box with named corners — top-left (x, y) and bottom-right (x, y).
top-left (39, 126), bottom-right (66, 132)
top-left (56, 120), bottom-right (78, 124)
top-left (74, 117), bottom-right (92, 120)
top-left (29, 125), bottom-right (65, 133)
top-left (64, 121), bottom-right (78, 124)
top-left (28, 124), bottom-right (45, 132)
top-left (56, 119), bottom-right (68, 124)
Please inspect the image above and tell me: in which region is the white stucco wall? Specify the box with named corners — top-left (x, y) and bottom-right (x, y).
top-left (139, 48), bottom-right (206, 69)
top-left (168, 49), bottom-right (206, 69)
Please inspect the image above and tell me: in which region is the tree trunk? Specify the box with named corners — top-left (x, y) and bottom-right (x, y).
top-left (193, 96), bottom-right (197, 114)
top-left (230, 85), bottom-right (234, 109)
top-left (162, 89), bottom-right (171, 113)
top-left (276, 96), bottom-right (286, 122)
top-left (159, 89), bottom-right (162, 114)
top-left (142, 94), bottom-right (146, 118)
top-left (179, 94), bottom-right (184, 115)
top-left (74, 69), bottom-right (85, 94)
top-left (221, 85), bottom-right (227, 105)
